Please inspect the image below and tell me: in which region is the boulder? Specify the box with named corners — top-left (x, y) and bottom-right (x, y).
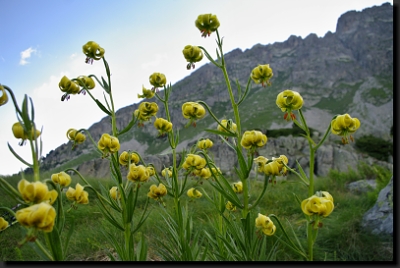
top-left (361, 176), bottom-right (393, 236)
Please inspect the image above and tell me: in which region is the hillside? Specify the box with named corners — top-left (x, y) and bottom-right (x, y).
top-left (38, 3), bottom-right (393, 177)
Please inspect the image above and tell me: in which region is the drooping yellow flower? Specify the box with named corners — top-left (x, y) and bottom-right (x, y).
top-left (51, 172), bottom-right (71, 187)
top-left (226, 201), bottom-right (236, 212)
top-left (197, 139), bottom-right (213, 150)
top-left (66, 128), bottom-right (86, 149)
top-left (12, 122), bottom-right (41, 142)
top-left (66, 183), bottom-right (89, 204)
top-left (97, 133), bottom-right (120, 156)
top-left (330, 113), bottom-right (360, 144)
top-left (147, 166), bottom-right (156, 177)
top-left (241, 130), bottom-right (267, 151)
top-left (255, 213), bottom-right (276, 236)
top-left (195, 14), bottom-right (220, 37)
top-left (251, 64), bottom-right (273, 87)
top-left (263, 155), bottom-right (289, 176)
top-left (109, 186), bottom-right (120, 200)
top-left (59, 76), bottom-right (80, 95)
top-left (0, 217), bottom-right (9, 231)
top-left (233, 181), bottom-right (243, 193)
top-left (182, 154), bottom-right (207, 173)
top-left (138, 85), bottom-right (155, 99)
top-left (254, 156), bottom-right (269, 173)
top-left (301, 193), bottom-right (334, 217)
top-left (276, 90), bottom-right (303, 121)
top-left (16, 202), bottom-right (56, 232)
top-left (147, 183), bottom-right (167, 200)
top-left (135, 102), bottom-right (159, 122)
top-left (18, 179), bottom-right (57, 205)
top-left (127, 164), bottom-right (150, 183)
top-left (0, 85), bottom-right (8, 106)
top-left (182, 102), bottom-right (206, 127)
top-left (187, 188), bottom-right (202, 198)
top-left (183, 45), bottom-right (203, 69)
top-left (76, 75), bottom-right (95, 90)
top-left (194, 168), bottom-right (212, 179)
top-left (149, 72), bottom-right (167, 88)
top-left (217, 119), bottom-right (237, 135)
top-left (154, 118), bottom-right (173, 135)
top-left (162, 167), bottom-right (173, 178)
top-left (82, 41), bottom-right (105, 61)
top-left (119, 151), bottom-right (140, 166)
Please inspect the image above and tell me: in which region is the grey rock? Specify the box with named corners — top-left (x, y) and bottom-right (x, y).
top-left (347, 179), bottom-right (377, 194)
top-left (361, 176), bottom-right (393, 236)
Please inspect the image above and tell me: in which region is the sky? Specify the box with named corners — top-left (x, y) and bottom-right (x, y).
top-left (0, 0), bottom-right (393, 176)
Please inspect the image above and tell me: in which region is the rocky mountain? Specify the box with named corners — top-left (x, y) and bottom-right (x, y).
top-left (39, 3), bottom-right (393, 178)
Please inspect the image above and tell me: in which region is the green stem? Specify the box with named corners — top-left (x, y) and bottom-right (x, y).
top-left (28, 139), bottom-right (40, 182)
top-left (307, 222), bottom-right (314, 261)
top-left (35, 239), bottom-right (54, 261)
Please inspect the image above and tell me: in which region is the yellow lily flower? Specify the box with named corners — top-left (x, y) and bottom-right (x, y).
top-left (197, 138), bottom-right (213, 150)
top-left (127, 165), bottom-right (150, 183)
top-left (147, 183), bottom-right (167, 200)
top-left (149, 72), bottom-right (166, 88)
top-left (251, 64), bottom-right (273, 87)
top-left (0, 85), bottom-right (8, 106)
top-left (187, 188), bottom-right (202, 198)
top-left (66, 183), bottom-right (89, 204)
top-left (195, 14), bottom-right (220, 37)
top-left (16, 202), bottom-right (56, 232)
top-left (331, 113), bottom-right (360, 144)
top-left (97, 133), bottom-right (120, 156)
top-left (183, 45), bottom-right (203, 69)
top-left (241, 130), bottom-right (267, 151)
top-left (82, 41), bottom-right (105, 61)
top-left (276, 89), bottom-right (303, 120)
top-left (0, 217), bottom-right (9, 231)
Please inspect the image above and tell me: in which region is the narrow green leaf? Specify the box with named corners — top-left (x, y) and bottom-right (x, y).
top-left (101, 76), bottom-right (110, 94)
top-left (296, 160), bottom-right (310, 183)
top-left (62, 218), bottom-right (75, 260)
top-left (46, 227), bottom-right (64, 261)
top-left (95, 99), bottom-right (112, 116)
top-left (7, 143), bottom-right (32, 167)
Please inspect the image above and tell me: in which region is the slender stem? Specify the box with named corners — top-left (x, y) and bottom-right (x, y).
top-left (28, 139), bottom-right (40, 181)
top-left (35, 239), bottom-right (54, 261)
top-left (307, 222), bottom-right (314, 261)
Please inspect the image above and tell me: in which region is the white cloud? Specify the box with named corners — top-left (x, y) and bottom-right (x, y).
top-left (19, 47), bottom-right (37, 65)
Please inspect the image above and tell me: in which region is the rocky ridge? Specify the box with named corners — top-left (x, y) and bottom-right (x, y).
top-left (38, 3), bottom-right (393, 179)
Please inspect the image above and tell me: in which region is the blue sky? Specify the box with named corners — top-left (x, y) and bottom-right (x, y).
top-left (0, 0), bottom-right (392, 176)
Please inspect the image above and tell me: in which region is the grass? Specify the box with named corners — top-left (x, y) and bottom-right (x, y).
top-left (0, 163), bottom-right (393, 261)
